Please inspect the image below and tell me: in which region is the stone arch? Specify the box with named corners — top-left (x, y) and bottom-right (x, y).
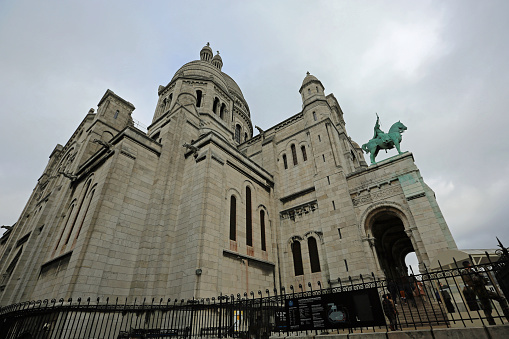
top-left (57, 145), bottom-right (76, 173)
top-left (243, 181), bottom-right (255, 247)
top-left (256, 204), bottom-right (269, 218)
top-left (359, 201), bottom-right (416, 236)
top-left (303, 231), bottom-right (324, 274)
top-left (225, 187), bottom-right (242, 204)
top-left (284, 138), bottom-right (300, 150)
top-left (303, 230), bottom-right (324, 244)
top-left (256, 204), bottom-right (269, 252)
top-left (226, 188), bottom-right (241, 243)
top-left (359, 201), bottom-right (426, 279)
top-left (242, 180), bottom-right (255, 195)
top-left (287, 235), bottom-right (304, 245)
top-left (298, 140), bottom-right (310, 148)
top-left (277, 150), bottom-right (289, 170)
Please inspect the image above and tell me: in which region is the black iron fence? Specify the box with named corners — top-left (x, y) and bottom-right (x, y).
top-left (1, 249), bottom-right (509, 338)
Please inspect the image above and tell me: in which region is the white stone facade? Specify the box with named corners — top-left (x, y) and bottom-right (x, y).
top-left (0, 45), bottom-right (456, 306)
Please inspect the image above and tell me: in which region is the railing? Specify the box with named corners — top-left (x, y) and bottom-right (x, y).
top-left (132, 118), bottom-right (148, 133)
top-left (1, 250), bottom-right (509, 338)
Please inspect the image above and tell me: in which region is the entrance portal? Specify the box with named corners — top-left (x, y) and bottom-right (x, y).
top-left (371, 212), bottom-right (414, 280)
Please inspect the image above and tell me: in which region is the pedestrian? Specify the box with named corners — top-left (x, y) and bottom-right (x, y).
top-left (462, 260), bottom-right (509, 325)
top-left (382, 294), bottom-right (398, 331)
top-left (439, 284), bottom-right (455, 313)
top-left (412, 278), bottom-right (426, 304)
top-left (404, 278), bottom-right (417, 307)
top-left (387, 279), bottom-right (399, 305)
top-left (435, 289), bottom-right (442, 303)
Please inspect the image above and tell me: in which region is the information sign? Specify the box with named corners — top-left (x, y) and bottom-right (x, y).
top-left (285, 287), bottom-right (385, 331)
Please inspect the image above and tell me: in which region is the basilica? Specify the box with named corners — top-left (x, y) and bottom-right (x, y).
top-left (0, 44), bottom-right (457, 305)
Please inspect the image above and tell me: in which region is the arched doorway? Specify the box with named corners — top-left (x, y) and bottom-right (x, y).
top-left (368, 208), bottom-right (415, 280)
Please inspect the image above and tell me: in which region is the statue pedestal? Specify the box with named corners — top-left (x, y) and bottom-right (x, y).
top-left (367, 151), bottom-right (412, 167)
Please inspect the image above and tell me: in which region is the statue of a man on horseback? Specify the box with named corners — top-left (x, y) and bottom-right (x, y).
top-left (362, 114), bottom-right (407, 164)
top-left (373, 114), bottom-right (391, 144)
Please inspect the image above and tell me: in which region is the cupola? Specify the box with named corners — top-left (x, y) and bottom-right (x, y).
top-left (212, 51), bottom-right (223, 70)
top-left (200, 42), bottom-right (213, 61)
top-left (299, 72), bottom-right (326, 107)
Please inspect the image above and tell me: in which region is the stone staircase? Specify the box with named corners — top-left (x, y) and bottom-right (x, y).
top-left (394, 298), bottom-right (449, 328)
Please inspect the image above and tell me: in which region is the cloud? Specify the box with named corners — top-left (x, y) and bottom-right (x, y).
top-left (361, 18), bottom-right (448, 81)
top-left (1, 0), bottom-right (509, 252)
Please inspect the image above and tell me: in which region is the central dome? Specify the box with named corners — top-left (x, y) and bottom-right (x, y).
top-left (151, 44), bottom-right (253, 145)
top-left (169, 60), bottom-right (249, 113)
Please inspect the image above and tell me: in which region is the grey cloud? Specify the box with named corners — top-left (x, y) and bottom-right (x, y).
top-left (1, 1), bottom-right (509, 251)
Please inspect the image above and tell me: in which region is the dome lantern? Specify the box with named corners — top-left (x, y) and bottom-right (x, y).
top-left (200, 42), bottom-right (213, 61)
top-left (212, 51), bottom-right (223, 70)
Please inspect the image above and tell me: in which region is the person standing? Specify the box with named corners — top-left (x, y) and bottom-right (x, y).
top-left (382, 294), bottom-right (398, 331)
top-left (462, 261), bottom-right (509, 325)
top-left (387, 279), bottom-right (400, 305)
top-left (439, 284), bottom-right (455, 313)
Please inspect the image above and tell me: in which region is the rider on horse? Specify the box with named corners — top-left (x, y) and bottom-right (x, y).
top-left (373, 114), bottom-right (391, 144)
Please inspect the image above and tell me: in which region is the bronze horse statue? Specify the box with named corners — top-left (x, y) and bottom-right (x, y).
top-left (362, 120), bottom-right (407, 164)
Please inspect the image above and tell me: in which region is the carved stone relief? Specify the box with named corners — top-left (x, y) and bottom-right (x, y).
top-left (351, 182), bottom-right (402, 207)
top-left (280, 201), bottom-right (318, 221)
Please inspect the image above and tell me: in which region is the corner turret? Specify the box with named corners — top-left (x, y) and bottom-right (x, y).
top-left (299, 72), bottom-right (326, 108)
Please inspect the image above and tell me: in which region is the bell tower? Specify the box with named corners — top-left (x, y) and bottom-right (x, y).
top-left (299, 72), bottom-right (326, 108)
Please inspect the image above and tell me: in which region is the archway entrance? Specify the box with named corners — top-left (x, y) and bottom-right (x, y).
top-left (370, 212), bottom-right (414, 280)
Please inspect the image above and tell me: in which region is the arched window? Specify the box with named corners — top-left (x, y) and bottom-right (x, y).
top-left (72, 189), bottom-right (96, 246)
top-left (55, 203), bottom-right (75, 251)
top-left (230, 196), bottom-right (236, 241)
top-left (301, 146), bottom-right (307, 161)
top-left (291, 241), bottom-right (304, 276)
top-left (196, 90), bottom-right (202, 107)
top-left (168, 93), bottom-right (173, 108)
top-left (308, 237), bottom-right (321, 273)
top-left (291, 144), bottom-right (298, 165)
top-left (260, 210), bottom-right (266, 251)
top-left (213, 97), bottom-right (219, 114)
top-left (307, 88), bottom-right (311, 94)
top-left (246, 187), bottom-right (252, 246)
top-left (351, 150), bottom-right (356, 161)
top-left (220, 103), bottom-right (226, 119)
top-left (244, 133), bottom-right (248, 142)
top-left (114, 110), bottom-right (119, 119)
top-left (64, 180), bottom-right (92, 245)
top-left (313, 112), bottom-right (317, 121)
top-left (316, 86), bottom-right (319, 93)
top-left (235, 124), bottom-right (241, 143)
top-left (282, 154), bottom-right (288, 169)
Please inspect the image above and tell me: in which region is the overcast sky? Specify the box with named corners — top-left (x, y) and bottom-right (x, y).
top-left (1, 1), bottom-right (509, 257)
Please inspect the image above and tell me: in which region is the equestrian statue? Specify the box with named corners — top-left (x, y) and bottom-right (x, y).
top-left (362, 114), bottom-right (407, 164)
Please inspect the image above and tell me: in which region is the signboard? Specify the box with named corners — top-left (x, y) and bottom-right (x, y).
top-left (275, 309), bottom-right (288, 331)
top-left (284, 287), bottom-right (385, 331)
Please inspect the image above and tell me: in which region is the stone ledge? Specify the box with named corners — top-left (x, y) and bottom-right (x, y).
top-left (271, 324), bottom-right (509, 339)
